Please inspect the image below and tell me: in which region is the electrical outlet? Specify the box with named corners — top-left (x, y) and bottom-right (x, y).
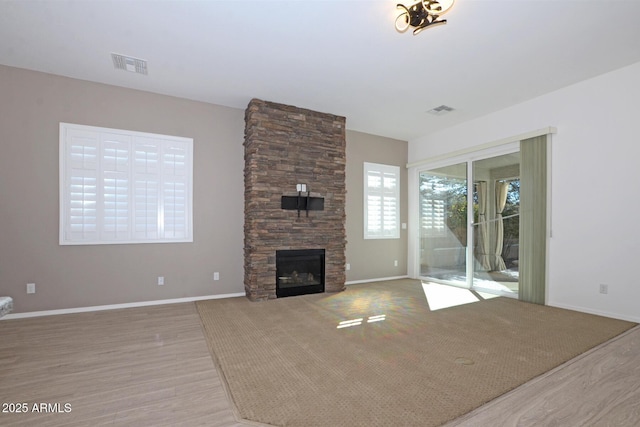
top-left (213, 272), bottom-right (220, 281)
top-left (599, 284), bottom-right (608, 294)
top-left (346, 263), bottom-right (351, 271)
top-left (394, 260), bottom-right (398, 267)
top-left (26, 283), bottom-right (36, 294)
top-left (158, 276), bottom-right (164, 286)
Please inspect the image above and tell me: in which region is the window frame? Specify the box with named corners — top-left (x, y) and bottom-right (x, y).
top-left (363, 162), bottom-right (400, 240)
top-left (59, 123), bottom-right (194, 245)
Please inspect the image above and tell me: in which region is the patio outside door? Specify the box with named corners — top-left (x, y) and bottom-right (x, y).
top-left (418, 152), bottom-right (520, 296)
top-left (471, 153), bottom-right (520, 296)
top-left (419, 162), bottom-right (468, 285)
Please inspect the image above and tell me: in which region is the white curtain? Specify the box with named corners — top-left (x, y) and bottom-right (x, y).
top-left (492, 181), bottom-right (509, 271)
top-left (475, 181), bottom-right (491, 270)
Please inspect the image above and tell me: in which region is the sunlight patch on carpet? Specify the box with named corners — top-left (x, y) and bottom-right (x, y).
top-left (197, 279), bottom-right (636, 427)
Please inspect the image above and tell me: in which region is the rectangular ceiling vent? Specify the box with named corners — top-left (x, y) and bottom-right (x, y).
top-left (111, 53), bottom-right (148, 75)
top-left (427, 105), bottom-right (455, 116)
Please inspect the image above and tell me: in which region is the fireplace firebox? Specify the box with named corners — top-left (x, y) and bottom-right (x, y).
top-left (276, 249), bottom-right (325, 298)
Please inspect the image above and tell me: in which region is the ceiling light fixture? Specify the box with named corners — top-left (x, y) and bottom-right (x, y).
top-left (395, 0), bottom-right (455, 35)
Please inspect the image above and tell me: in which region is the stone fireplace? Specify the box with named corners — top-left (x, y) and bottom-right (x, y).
top-left (244, 99), bottom-right (346, 301)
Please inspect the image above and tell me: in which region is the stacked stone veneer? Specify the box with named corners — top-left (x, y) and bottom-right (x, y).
top-left (244, 99), bottom-right (347, 301)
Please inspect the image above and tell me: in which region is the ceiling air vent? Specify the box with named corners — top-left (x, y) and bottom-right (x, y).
top-left (427, 105), bottom-right (455, 116)
top-left (111, 53), bottom-right (148, 75)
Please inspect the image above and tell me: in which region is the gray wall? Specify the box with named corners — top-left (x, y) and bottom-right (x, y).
top-left (0, 65), bottom-right (246, 313)
top-left (0, 66), bottom-right (410, 313)
top-left (345, 130), bottom-right (408, 282)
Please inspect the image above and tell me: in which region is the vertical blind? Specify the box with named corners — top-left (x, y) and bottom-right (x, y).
top-left (518, 135), bottom-right (548, 304)
top-left (60, 123), bottom-right (193, 245)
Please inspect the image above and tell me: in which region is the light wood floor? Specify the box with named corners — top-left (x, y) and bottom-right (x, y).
top-left (0, 303), bottom-right (249, 427)
top-left (1, 302), bottom-right (638, 426)
top-left (445, 322), bottom-right (640, 426)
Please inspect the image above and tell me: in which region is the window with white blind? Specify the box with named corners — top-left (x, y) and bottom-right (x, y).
top-left (364, 162), bottom-right (400, 239)
top-left (59, 123), bottom-right (193, 245)
top-left (420, 181), bottom-right (446, 237)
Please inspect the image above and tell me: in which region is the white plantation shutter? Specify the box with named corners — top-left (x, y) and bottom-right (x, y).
top-left (161, 143), bottom-right (189, 239)
top-left (101, 133), bottom-right (131, 241)
top-left (421, 198), bottom-right (446, 235)
top-left (66, 130), bottom-right (99, 242)
top-left (60, 123), bottom-right (193, 245)
top-left (364, 163), bottom-right (400, 239)
top-left (421, 181), bottom-right (446, 236)
top-left (367, 172), bottom-right (382, 234)
top-left (133, 141), bottom-right (159, 240)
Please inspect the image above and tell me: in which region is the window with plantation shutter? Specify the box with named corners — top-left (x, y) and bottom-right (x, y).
top-left (364, 162), bottom-right (400, 239)
top-left (60, 123), bottom-right (193, 245)
top-left (420, 181), bottom-right (446, 237)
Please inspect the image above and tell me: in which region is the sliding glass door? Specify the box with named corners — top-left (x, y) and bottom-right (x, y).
top-left (418, 150), bottom-right (521, 297)
top-left (471, 153), bottom-right (520, 296)
top-left (419, 163), bottom-right (468, 285)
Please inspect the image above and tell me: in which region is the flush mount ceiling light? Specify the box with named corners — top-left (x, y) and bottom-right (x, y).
top-left (395, 0), bottom-right (455, 35)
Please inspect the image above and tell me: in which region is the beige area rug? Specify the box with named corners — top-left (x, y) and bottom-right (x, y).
top-left (196, 279), bottom-right (635, 427)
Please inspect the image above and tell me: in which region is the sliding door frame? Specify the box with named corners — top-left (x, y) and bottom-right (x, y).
top-left (408, 129), bottom-right (554, 304)
top-left (409, 142), bottom-right (521, 291)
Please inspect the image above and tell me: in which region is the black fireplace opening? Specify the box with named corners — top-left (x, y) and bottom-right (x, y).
top-left (276, 249), bottom-right (325, 298)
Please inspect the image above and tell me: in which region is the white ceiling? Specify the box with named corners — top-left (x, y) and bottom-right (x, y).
top-left (1, 0), bottom-right (640, 141)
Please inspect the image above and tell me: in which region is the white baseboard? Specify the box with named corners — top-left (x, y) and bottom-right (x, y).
top-left (345, 275), bottom-right (410, 285)
top-left (3, 279), bottom-right (418, 320)
top-left (1, 292), bottom-right (246, 320)
top-left (549, 302), bottom-right (640, 324)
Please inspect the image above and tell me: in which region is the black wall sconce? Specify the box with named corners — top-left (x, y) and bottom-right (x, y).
top-left (395, 0), bottom-right (455, 35)
top-left (281, 184), bottom-right (324, 217)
